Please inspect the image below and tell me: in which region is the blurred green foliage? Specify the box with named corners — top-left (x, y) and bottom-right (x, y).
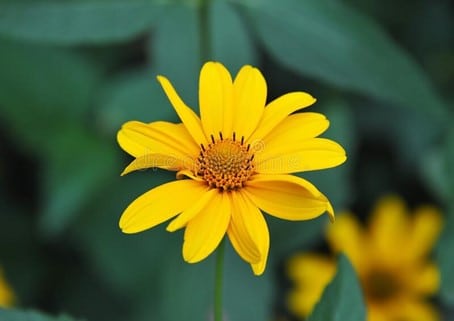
top-left (0, 309), bottom-right (80, 321)
top-left (0, 0), bottom-right (452, 320)
top-left (307, 254), bottom-right (365, 321)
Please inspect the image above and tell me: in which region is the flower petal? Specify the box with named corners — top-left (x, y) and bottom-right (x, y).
top-left (227, 192), bottom-right (261, 264)
top-left (256, 138), bottom-right (347, 174)
top-left (117, 120), bottom-right (199, 159)
top-left (263, 112), bottom-right (330, 142)
top-left (121, 154), bottom-right (185, 175)
top-left (199, 62), bottom-right (234, 138)
top-left (326, 213), bottom-right (366, 270)
top-left (248, 91), bottom-right (316, 143)
top-left (120, 180), bottom-right (206, 234)
top-left (368, 196), bottom-right (410, 260)
top-left (244, 174), bottom-right (334, 221)
top-left (406, 262), bottom-right (440, 295)
top-left (406, 205), bottom-right (442, 260)
top-left (183, 192), bottom-right (231, 263)
top-left (166, 188), bottom-right (217, 232)
top-left (237, 191), bottom-right (270, 275)
top-left (226, 191), bottom-right (270, 273)
top-left (232, 65), bottom-right (266, 140)
top-left (390, 298), bottom-right (439, 321)
top-left (157, 75), bottom-right (207, 145)
top-left (287, 253), bottom-right (336, 317)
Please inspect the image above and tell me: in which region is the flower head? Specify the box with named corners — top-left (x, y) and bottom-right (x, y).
top-left (117, 61), bottom-right (346, 275)
top-left (287, 196), bottom-right (442, 320)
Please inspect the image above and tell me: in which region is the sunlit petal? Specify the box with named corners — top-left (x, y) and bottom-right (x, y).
top-left (232, 65), bottom-right (266, 140)
top-left (183, 192), bottom-right (231, 263)
top-left (166, 188), bottom-right (217, 232)
top-left (120, 180), bottom-right (206, 233)
top-left (249, 91), bottom-right (316, 143)
top-left (157, 75), bottom-right (207, 145)
top-left (117, 120), bottom-right (199, 159)
top-left (245, 174), bottom-right (334, 221)
top-left (199, 62), bottom-right (234, 137)
top-left (227, 192), bottom-right (261, 264)
top-left (256, 138), bottom-right (346, 173)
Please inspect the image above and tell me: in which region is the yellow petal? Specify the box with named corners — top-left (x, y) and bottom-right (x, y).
top-left (199, 62), bottom-right (234, 138)
top-left (406, 262), bottom-right (440, 295)
top-left (121, 154), bottom-right (185, 175)
top-left (117, 120), bottom-right (199, 160)
top-left (406, 205), bottom-right (443, 261)
top-left (157, 75), bottom-right (207, 145)
top-left (232, 65), bottom-right (266, 140)
top-left (368, 196), bottom-right (410, 261)
top-left (241, 192), bottom-right (270, 276)
top-left (119, 180), bottom-right (206, 233)
top-left (227, 191), bottom-right (270, 275)
top-left (244, 174), bottom-right (334, 221)
top-left (263, 112), bottom-right (330, 142)
top-left (227, 192), bottom-right (261, 264)
top-left (183, 192), bottom-right (231, 263)
top-left (326, 213), bottom-right (366, 269)
top-left (368, 306), bottom-right (391, 321)
top-left (256, 138), bottom-right (347, 174)
top-left (166, 188), bottom-right (217, 232)
top-left (390, 298), bottom-right (439, 321)
top-left (248, 91), bottom-right (316, 143)
top-left (287, 253), bottom-right (336, 317)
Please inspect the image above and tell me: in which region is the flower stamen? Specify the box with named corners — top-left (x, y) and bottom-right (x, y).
top-left (196, 133), bottom-right (255, 191)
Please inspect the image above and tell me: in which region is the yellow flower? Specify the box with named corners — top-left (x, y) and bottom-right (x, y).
top-left (117, 61), bottom-right (346, 275)
top-left (287, 196), bottom-right (442, 320)
top-left (0, 268), bottom-right (14, 308)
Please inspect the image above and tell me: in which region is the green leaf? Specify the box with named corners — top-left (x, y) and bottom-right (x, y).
top-left (0, 1), bottom-right (163, 45)
top-left (0, 38), bottom-right (101, 152)
top-left (148, 4), bottom-right (201, 107)
top-left (40, 127), bottom-right (119, 236)
top-left (437, 212), bottom-right (454, 305)
top-left (235, 0), bottom-right (447, 119)
top-left (0, 38), bottom-right (113, 236)
top-left (420, 126), bottom-right (454, 203)
top-left (210, 0), bottom-right (257, 73)
top-left (73, 171), bottom-right (177, 294)
top-left (97, 70), bottom-right (178, 134)
top-left (0, 309), bottom-right (83, 321)
top-left (307, 254), bottom-right (366, 321)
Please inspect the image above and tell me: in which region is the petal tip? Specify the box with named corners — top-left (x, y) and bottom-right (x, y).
top-left (327, 202), bottom-right (335, 222)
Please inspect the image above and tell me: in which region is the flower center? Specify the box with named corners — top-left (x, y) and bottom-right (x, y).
top-left (364, 270), bottom-right (400, 302)
top-left (196, 133), bottom-right (255, 191)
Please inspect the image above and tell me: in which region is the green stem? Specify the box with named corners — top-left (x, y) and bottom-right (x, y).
top-left (199, 0), bottom-right (211, 63)
top-left (214, 239), bottom-right (225, 321)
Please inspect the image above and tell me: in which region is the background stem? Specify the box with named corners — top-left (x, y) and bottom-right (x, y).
top-left (199, 0), bottom-right (211, 62)
top-left (214, 239), bottom-right (225, 321)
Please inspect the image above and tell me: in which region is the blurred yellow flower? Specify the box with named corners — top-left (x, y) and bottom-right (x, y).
top-left (0, 268), bottom-right (14, 308)
top-left (287, 196), bottom-right (442, 321)
top-left (117, 61), bottom-right (346, 275)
